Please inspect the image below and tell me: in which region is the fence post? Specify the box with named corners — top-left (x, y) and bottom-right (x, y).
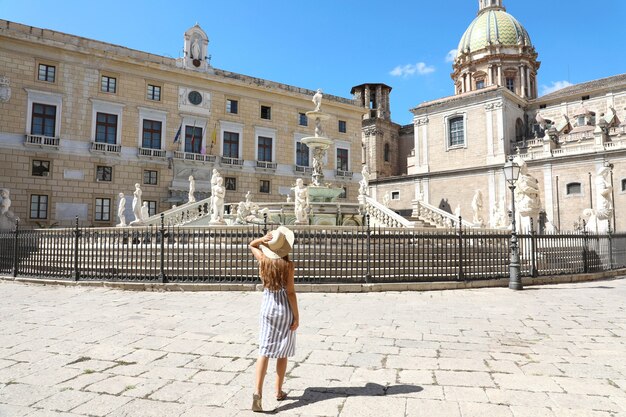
top-left (263, 213), bottom-right (268, 235)
top-left (365, 214), bottom-right (371, 284)
top-left (607, 223), bottom-right (613, 270)
top-left (73, 216), bottom-right (81, 281)
top-left (457, 216), bottom-right (464, 281)
top-left (159, 213), bottom-right (166, 283)
top-left (12, 218), bottom-right (19, 278)
top-left (582, 220), bottom-right (589, 273)
top-left (530, 217), bottom-right (538, 277)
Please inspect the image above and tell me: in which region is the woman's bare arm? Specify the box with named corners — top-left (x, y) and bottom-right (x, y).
top-left (285, 262), bottom-right (299, 331)
top-left (249, 233), bottom-right (272, 262)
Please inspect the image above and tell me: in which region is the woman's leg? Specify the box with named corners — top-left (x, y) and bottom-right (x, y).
top-left (276, 357), bottom-right (288, 396)
top-left (255, 356), bottom-right (269, 396)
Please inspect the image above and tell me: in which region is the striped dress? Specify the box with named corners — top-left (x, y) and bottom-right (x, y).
top-left (258, 287), bottom-right (296, 358)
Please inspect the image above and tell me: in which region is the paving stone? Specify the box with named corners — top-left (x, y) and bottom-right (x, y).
top-left (435, 370), bottom-right (495, 387)
top-left (190, 370), bottom-right (237, 385)
top-left (443, 386), bottom-right (488, 402)
top-left (106, 398), bottom-right (189, 417)
top-left (140, 366), bottom-right (198, 381)
top-left (149, 381), bottom-right (199, 402)
top-left (405, 398), bottom-right (461, 417)
top-left (31, 389), bottom-right (97, 412)
top-left (70, 392), bottom-right (132, 416)
top-left (492, 373), bottom-right (563, 392)
top-left (0, 403), bottom-right (32, 417)
top-left (179, 383), bottom-right (240, 407)
top-left (0, 383), bottom-right (56, 407)
top-left (459, 401), bottom-right (514, 417)
top-left (339, 395), bottom-right (405, 417)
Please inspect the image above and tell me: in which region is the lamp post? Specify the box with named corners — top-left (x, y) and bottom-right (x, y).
top-left (503, 155), bottom-right (522, 290)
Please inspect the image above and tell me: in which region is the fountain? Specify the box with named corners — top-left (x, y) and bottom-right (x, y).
top-left (300, 89), bottom-right (344, 202)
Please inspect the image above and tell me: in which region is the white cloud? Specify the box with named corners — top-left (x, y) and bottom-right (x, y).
top-left (389, 62), bottom-right (435, 78)
top-left (445, 49), bottom-right (458, 62)
top-left (540, 80), bottom-right (573, 96)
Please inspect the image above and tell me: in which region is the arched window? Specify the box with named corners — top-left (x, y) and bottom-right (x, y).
top-left (384, 143), bottom-right (390, 162)
top-left (566, 182), bottom-right (582, 195)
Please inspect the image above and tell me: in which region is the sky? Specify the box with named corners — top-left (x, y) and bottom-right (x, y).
top-left (2, 0), bottom-right (625, 124)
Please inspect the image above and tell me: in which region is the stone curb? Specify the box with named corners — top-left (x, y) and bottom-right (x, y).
top-left (1, 268), bottom-right (624, 292)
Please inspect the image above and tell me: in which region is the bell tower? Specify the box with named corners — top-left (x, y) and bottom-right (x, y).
top-left (182, 24), bottom-right (210, 72)
top-left (478, 0), bottom-right (504, 11)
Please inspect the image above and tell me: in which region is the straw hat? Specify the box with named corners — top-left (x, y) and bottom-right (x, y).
top-left (260, 226), bottom-right (295, 259)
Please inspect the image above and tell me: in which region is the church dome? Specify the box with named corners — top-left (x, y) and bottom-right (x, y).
top-left (457, 9), bottom-right (532, 58)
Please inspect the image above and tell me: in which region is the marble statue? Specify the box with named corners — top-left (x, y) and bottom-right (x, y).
top-left (513, 156), bottom-right (542, 232)
top-left (312, 89), bottom-right (323, 112)
top-left (191, 39), bottom-right (201, 59)
top-left (210, 169), bottom-right (223, 216)
top-left (292, 178), bottom-right (309, 224)
top-left (382, 193), bottom-right (390, 208)
top-left (359, 165), bottom-right (370, 196)
top-left (117, 193), bottom-right (126, 227)
top-left (471, 189), bottom-right (484, 227)
top-left (314, 118), bottom-right (323, 138)
top-left (0, 188), bottom-right (10, 216)
top-left (0, 188), bottom-right (16, 231)
top-left (141, 201), bottom-right (149, 221)
top-left (489, 199), bottom-right (506, 229)
top-left (454, 204), bottom-right (461, 219)
top-left (188, 175), bottom-right (196, 203)
top-left (234, 192), bottom-right (267, 224)
top-left (312, 148), bottom-right (324, 186)
top-left (583, 166), bottom-right (613, 233)
top-left (210, 176), bottom-right (226, 224)
top-left (132, 183), bottom-right (143, 223)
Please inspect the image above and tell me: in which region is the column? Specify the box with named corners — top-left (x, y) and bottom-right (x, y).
top-left (543, 163), bottom-right (554, 229)
top-left (488, 169), bottom-right (496, 227)
top-left (364, 86), bottom-right (371, 119)
top-left (485, 104), bottom-right (494, 156)
top-left (376, 85), bottom-right (383, 118)
top-left (413, 119), bottom-right (421, 170)
top-left (497, 65), bottom-right (502, 86)
top-left (520, 65), bottom-right (527, 98)
top-left (488, 65), bottom-right (493, 86)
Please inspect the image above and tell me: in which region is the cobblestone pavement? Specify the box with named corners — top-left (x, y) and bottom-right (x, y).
top-left (0, 278), bottom-right (625, 417)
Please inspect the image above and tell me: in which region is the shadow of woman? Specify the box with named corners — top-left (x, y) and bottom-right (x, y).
top-left (270, 382), bottom-right (423, 413)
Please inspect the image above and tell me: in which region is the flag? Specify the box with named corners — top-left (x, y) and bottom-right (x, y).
top-left (211, 123), bottom-right (217, 145)
top-left (200, 146), bottom-right (206, 155)
top-left (173, 124), bottom-right (181, 144)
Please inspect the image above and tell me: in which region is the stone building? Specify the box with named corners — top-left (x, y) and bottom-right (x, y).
top-left (0, 21), bottom-right (364, 227)
top-left (363, 0), bottom-right (626, 232)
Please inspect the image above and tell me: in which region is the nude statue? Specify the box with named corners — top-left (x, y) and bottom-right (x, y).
top-left (188, 175), bottom-right (196, 203)
top-left (292, 178), bottom-right (309, 224)
top-left (117, 193), bottom-right (126, 227)
top-left (132, 183), bottom-right (143, 222)
top-left (210, 176), bottom-right (226, 223)
top-left (312, 89), bottom-right (323, 112)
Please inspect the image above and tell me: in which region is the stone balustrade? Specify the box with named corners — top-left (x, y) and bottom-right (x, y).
top-left (411, 199), bottom-right (473, 228)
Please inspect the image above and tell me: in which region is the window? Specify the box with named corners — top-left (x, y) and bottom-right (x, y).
top-left (225, 177), bottom-right (237, 191)
top-left (391, 191), bottom-right (400, 200)
top-left (260, 180), bottom-right (270, 194)
top-left (261, 105), bottom-right (271, 120)
top-left (147, 84), bottom-right (161, 101)
top-left (257, 136), bottom-right (273, 162)
top-left (338, 120), bottom-right (347, 133)
top-left (31, 103), bottom-right (56, 137)
top-left (226, 99), bottom-right (238, 114)
top-left (337, 148), bottom-right (349, 171)
top-left (96, 166), bottom-right (112, 182)
top-left (384, 143), bottom-right (390, 162)
top-left (581, 95), bottom-right (590, 101)
top-left (142, 119), bottom-right (162, 149)
top-left (577, 116), bottom-right (586, 127)
top-left (95, 112), bottom-right (118, 144)
top-left (566, 182), bottom-right (582, 195)
top-left (143, 170), bottom-right (158, 185)
top-left (95, 198), bottom-right (111, 221)
top-left (299, 112), bottom-right (307, 126)
top-left (476, 79), bottom-right (485, 89)
top-left (145, 201), bottom-right (157, 217)
top-left (185, 126), bottom-right (203, 153)
top-left (296, 142), bottom-right (309, 166)
top-left (32, 160), bottom-right (50, 177)
top-left (448, 116), bottom-right (465, 147)
top-left (30, 195), bottom-right (48, 219)
top-left (38, 64), bottom-right (55, 83)
top-left (622, 178), bottom-right (626, 192)
top-left (506, 77), bottom-right (515, 92)
top-left (223, 131), bottom-right (239, 158)
top-left (101, 75), bottom-right (116, 93)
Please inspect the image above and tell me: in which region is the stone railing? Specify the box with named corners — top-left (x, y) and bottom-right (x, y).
top-left (138, 147), bottom-right (166, 158)
top-left (220, 156), bottom-right (244, 167)
top-left (335, 169), bottom-right (353, 179)
top-left (173, 151), bottom-right (217, 163)
top-left (362, 196), bottom-right (414, 228)
top-left (412, 199), bottom-right (473, 228)
top-left (518, 138), bottom-right (626, 161)
top-left (25, 134), bottom-right (60, 148)
top-left (90, 141), bottom-right (121, 154)
top-left (295, 165), bottom-right (313, 174)
top-left (256, 160), bottom-right (277, 170)
top-left (563, 130), bottom-right (594, 142)
top-left (142, 197), bottom-right (212, 227)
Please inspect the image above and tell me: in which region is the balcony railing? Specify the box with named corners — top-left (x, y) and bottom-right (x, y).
top-left (138, 147), bottom-right (167, 158)
top-left (335, 169), bottom-right (353, 179)
top-left (173, 151), bottom-right (217, 163)
top-left (295, 165), bottom-right (313, 174)
top-left (25, 134), bottom-right (60, 149)
top-left (220, 156), bottom-right (244, 166)
top-left (256, 160), bottom-right (277, 170)
top-left (90, 141), bottom-right (121, 154)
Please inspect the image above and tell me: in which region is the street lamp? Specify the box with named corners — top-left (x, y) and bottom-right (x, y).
top-left (503, 155), bottom-right (522, 290)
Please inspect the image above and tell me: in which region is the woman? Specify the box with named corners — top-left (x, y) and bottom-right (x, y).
top-left (249, 226), bottom-right (299, 412)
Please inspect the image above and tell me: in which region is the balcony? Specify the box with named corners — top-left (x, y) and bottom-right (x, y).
top-left (335, 169), bottom-right (353, 179)
top-left (173, 151), bottom-right (217, 163)
top-left (295, 165), bottom-right (313, 174)
top-left (256, 160), bottom-right (277, 170)
top-left (90, 141), bottom-right (121, 154)
top-left (138, 147), bottom-right (167, 159)
top-left (220, 156), bottom-right (244, 167)
top-left (25, 134), bottom-right (60, 149)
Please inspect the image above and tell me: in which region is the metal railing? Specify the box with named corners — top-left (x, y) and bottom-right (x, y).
top-left (1, 217), bottom-right (624, 284)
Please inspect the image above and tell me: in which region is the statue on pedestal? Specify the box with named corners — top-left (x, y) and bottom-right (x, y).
top-left (131, 183), bottom-right (143, 225)
top-left (312, 89), bottom-right (323, 112)
top-left (117, 193), bottom-right (126, 227)
top-left (210, 176), bottom-right (226, 224)
top-left (188, 175), bottom-right (196, 203)
top-left (583, 166), bottom-right (613, 233)
top-left (471, 189), bottom-right (484, 227)
top-left (292, 178), bottom-right (309, 224)
top-left (0, 188), bottom-right (16, 231)
top-left (141, 202), bottom-right (149, 221)
top-left (513, 156), bottom-right (542, 232)
top-left (359, 165), bottom-right (370, 196)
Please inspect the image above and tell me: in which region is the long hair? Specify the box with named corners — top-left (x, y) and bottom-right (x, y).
top-left (259, 255), bottom-right (292, 291)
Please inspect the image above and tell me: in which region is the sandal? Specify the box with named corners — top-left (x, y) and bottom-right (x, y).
top-left (252, 393), bottom-right (262, 412)
top-left (276, 390), bottom-right (287, 401)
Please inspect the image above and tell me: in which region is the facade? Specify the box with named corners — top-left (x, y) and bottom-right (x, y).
top-left (364, 0), bottom-right (626, 232)
top-left (0, 21), bottom-right (364, 227)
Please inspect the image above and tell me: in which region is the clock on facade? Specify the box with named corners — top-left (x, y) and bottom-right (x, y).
top-left (188, 90), bottom-right (202, 105)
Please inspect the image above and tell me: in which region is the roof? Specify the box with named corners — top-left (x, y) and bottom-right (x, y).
top-left (537, 73), bottom-right (626, 102)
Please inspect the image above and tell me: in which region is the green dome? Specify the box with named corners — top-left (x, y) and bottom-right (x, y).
top-left (457, 10), bottom-right (532, 57)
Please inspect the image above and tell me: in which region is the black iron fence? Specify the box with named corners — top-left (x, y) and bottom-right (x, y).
top-left (1, 216), bottom-right (625, 284)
